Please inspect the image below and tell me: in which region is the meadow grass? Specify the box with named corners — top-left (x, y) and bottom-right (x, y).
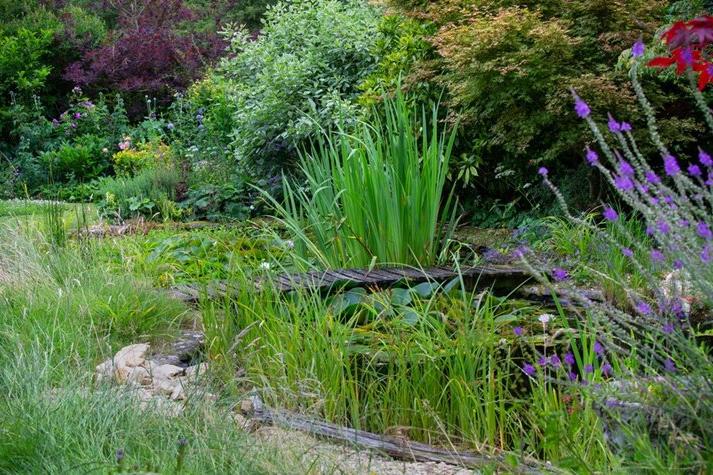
top-left (203, 268), bottom-right (615, 471)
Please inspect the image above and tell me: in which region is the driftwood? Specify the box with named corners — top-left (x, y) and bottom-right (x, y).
top-left (170, 264), bottom-right (532, 304)
top-left (241, 396), bottom-right (551, 474)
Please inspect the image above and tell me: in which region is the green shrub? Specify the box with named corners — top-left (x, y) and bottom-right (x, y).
top-left (382, 0), bottom-right (695, 205)
top-left (40, 134), bottom-right (111, 183)
top-left (266, 92), bottom-right (456, 268)
top-left (97, 166), bottom-right (182, 222)
top-left (219, 0), bottom-right (381, 176)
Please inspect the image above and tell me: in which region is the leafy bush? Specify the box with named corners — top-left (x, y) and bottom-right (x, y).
top-left (39, 134), bottom-right (110, 183)
top-left (267, 92), bottom-right (456, 268)
top-left (219, 0), bottom-right (381, 176)
top-left (64, 0), bottom-right (224, 113)
top-left (97, 166), bottom-right (182, 221)
top-left (111, 140), bottom-right (171, 176)
top-left (383, 0), bottom-right (698, 204)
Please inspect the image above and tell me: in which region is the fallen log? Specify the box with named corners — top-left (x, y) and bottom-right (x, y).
top-left (241, 396), bottom-right (554, 474)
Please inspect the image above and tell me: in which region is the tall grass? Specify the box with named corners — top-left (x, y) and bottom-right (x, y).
top-left (204, 269), bottom-right (613, 470)
top-left (266, 92), bottom-right (457, 269)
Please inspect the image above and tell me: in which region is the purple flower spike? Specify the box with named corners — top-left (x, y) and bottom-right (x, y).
top-left (673, 259), bottom-right (684, 270)
top-left (650, 249), bottom-right (665, 263)
top-left (688, 164), bottom-right (702, 177)
top-left (656, 220), bottom-right (670, 235)
top-left (601, 362), bottom-right (613, 376)
top-left (608, 114), bottom-right (622, 133)
top-left (632, 39), bottom-right (645, 58)
top-left (603, 207), bottom-right (618, 222)
top-left (564, 352), bottom-right (575, 366)
top-left (584, 364), bottom-right (594, 373)
top-left (664, 154), bottom-right (681, 176)
top-left (697, 222), bottom-right (713, 240)
top-left (700, 148), bottom-right (713, 167)
top-left (636, 301), bottom-right (653, 315)
top-left (586, 147), bottom-right (599, 166)
top-left (619, 160), bottom-right (635, 177)
top-left (513, 326), bottom-right (523, 337)
top-left (664, 358), bottom-right (676, 372)
top-left (645, 171), bottom-right (660, 184)
top-left (621, 247), bottom-right (634, 258)
top-left (550, 355), bottom-right (561, 368)
top-left (568, 371), bottom-right (578, 381)
top-left (523, 362), bottom-right (536, 377)
top-left (594, 341), bottom-right (604, 356)
top-left (538, 167), bottom-right (549, 177)
top-left (615, 175), bottom-right (634, 191)
top-left (573, 92), bottom-right (591, 118)
top-left (621, 122), bottom-right (632, 132)
top-left (538, 356), bottom-right (549, 367)
top-left (663, 322), bottom-right (675, 334)
top-left (701, 245), bottom-right (712, 263)
top-left (552, 267), bottom-right (569, 281)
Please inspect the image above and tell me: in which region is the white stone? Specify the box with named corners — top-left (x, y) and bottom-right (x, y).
top-left (113, 343), bottom-right (150, 369)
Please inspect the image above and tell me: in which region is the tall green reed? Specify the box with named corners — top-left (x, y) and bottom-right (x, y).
top-left (265, 91), bottom-right (457, 269)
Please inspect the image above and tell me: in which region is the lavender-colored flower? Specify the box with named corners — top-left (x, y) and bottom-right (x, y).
top-left (584, 364), bottom-right (594, 373)
top-left (632, 39), bottom-right (645, 58)
top-left (645, 171), bottom-right (660, 184)
top-left (619, 160), bottom-right (635, 177)
top-left (513, 326), bottom-right (523, 337)
top-left (586, 147), bottom-right (599, 166)
top-left (700, 148), bottom-right (713, 166)
top-left (621, 247), bottom-right (634, 258)
top-left (51, 118), bottom-right (59, 127)
top-left (664, 154), bottom-right (681, 176)
top-left (679, 219), bottom-right (690, 228)
top-left (603, 207), bottom-right (618, 222)
top-left (701, 245), bottom-right (712, 263)
top-left (697, 222), bottom-right (713, 240)
top-left (673, 259), bottom-right (684, 270)
top-left (681, 46), bottom-right (694, 66)
top-left (538, 356), bottom-right (549, 367)
top-left (650, 197), bottom-right (660, 205)
top-left (564, 352), bottom-right (575, 366)
top-left (645, 225), bottom-right (654, 236)
top-left (601, 362), bottom-right (613, 376)
top-left (608, 114), bottom-right (622, 133)
top-left (552, 267), bottom-right (569, 281)
top-left (688, 164), bottom-right (702, 177)
top-left (636, 301), bottom-right (653, 315)
top-left (550, 355), bottom-right (561, 368)
top-left (522, 362), bottom-right (536, 377)
top-left (664, 358), bottom-right (676, 372)
top-left (636, 184), bottom-right (649, 194)
top-left (594, 341), bottom-right (604, 356)
top-left (538, 167), bottom-right (548, 177)
top-left (167, 122), bottom-right (175, 130)
top-left (568, 371), bottom-right (578, 381)
top-left (656, 220), bottom-right (670, 235)
top-left (71, 122), bottom-right (77, 129)
top-left (663, 322), bottom-right (675, 334)
top-left (73, 112), bottom-right (81, 120)
top-left (650, 249), bottom-right (665, 262)
top-left (621, 122), bottom-right (632, 132)
top-left (614, 175), bottom-right (634, 191)
top-left (573, 92), bottom-right (591, 118)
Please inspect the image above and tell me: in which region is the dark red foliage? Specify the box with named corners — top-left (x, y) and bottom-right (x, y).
top-left (648, 16), bottom-right (713, 91)
top-left (64, 0), bottom-right (224, 101)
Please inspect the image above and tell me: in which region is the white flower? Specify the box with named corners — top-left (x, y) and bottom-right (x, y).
top-left (538, 313), bottom-right (554, 325)
top-left (259, 261), bottom-right (271, 270)
top-left (285, 239), bottom-right (294, 249)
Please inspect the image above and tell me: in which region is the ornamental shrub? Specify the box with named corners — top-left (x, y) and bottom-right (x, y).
top-left (218, 0), bottom-right (381, 177)
top-left (384, 0), bottom-right (700, 203)
top-left (111, 140), bottom-right (171, 177)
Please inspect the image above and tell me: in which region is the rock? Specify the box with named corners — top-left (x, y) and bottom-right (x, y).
top-left (149, 364), bottom-right (185, 396)
top-left (95, 360), bottom-right (115, 382)
top-left (185, 362), bottom-right (209, 380)
top-left (662, 270), bottom-right (692, 314)
top-left (126, 366), bottom-right (151, 386)
top-left (114, 343), bottom-right (150, 369)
